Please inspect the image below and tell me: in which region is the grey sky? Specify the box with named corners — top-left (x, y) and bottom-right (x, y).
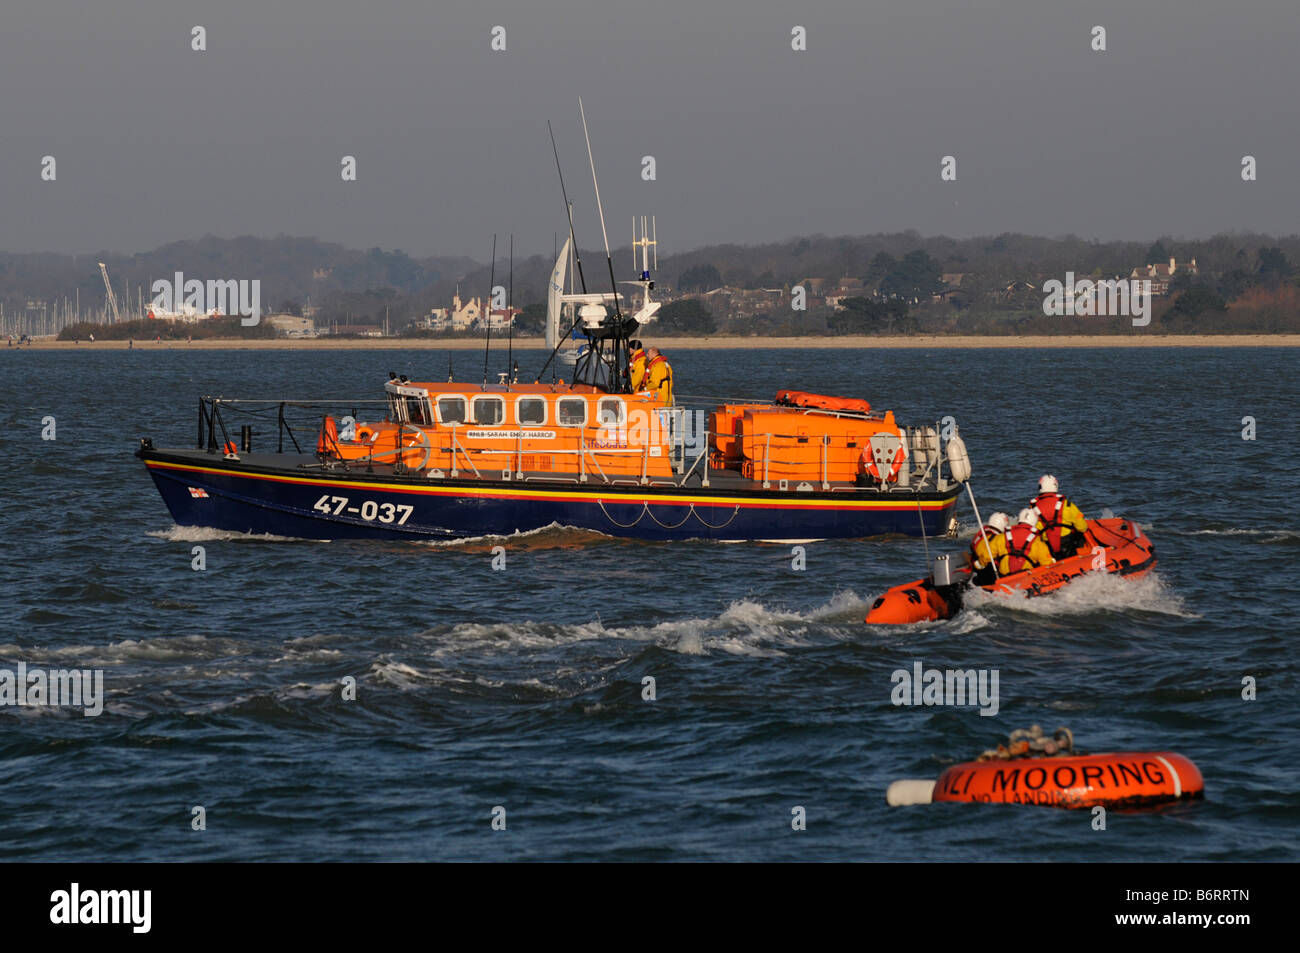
top-left (3, 0), bottom-right (1296, 260)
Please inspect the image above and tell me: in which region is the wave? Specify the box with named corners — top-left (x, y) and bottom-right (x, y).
top-left (961, 571), bottom-right (1197, 619)
top-left (414, 521), bottom-right (614, 551)
top-left (1151, 525), bottom-right (1300, 542)
top-left (410, 590), bottom-right (874, 660)
top-left (147, 525), bottom-right (304, 543)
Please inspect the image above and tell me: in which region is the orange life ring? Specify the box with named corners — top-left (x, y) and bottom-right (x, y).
top-left (316, 415), bottom-right (338, 454)
top-left (932, 752), bottom-right (1203, 809)
top-left (222, 440), bottom-right (238, 456)
top-left (861, 443), bottom-right (906, 483)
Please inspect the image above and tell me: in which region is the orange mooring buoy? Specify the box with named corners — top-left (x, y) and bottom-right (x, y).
top-left (886, 727), bottom-right (1204, 810)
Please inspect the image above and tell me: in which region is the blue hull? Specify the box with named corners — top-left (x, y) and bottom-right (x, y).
top-left (140, 448), bottom-right (961, 542)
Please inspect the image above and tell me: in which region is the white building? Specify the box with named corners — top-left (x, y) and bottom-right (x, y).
top-left (425, 291), bottom-right (484, 331)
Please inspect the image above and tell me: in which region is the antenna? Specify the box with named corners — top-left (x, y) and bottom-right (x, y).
top-left (578, 97), bottom-right (632, 393)
top-left (548, 121), bottom-right (588, 295)
top-left (578, 97), bottom-right (621, 321)
top-left (506, 234), bottom-right (513, 384)
top-left (483, 234), bottom-right (496, 388)
top-left (538, 126), bottom-right (597, 384)
top-left (633, 216), bottom-right (658, 279)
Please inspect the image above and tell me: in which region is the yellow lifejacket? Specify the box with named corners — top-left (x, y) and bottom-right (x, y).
top-left (629, 348), bottom-right (647, 390)
top-left (646, 354), bottom-right (673, 405)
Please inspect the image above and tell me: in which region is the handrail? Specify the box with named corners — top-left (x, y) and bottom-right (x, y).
top-left (582, 435), bottom-right (610, 483)
top-left (677, 446), bottom-right (709, 488)
top-left (195, 396), bottom-right (955, 493)
top-left (448, 426), bottom-right (481, 479)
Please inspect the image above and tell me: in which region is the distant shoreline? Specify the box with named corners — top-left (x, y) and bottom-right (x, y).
top-left (12, 333), bottom-right (1300, 350)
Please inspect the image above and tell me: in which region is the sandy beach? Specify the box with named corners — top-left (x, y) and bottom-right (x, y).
top-left (13, 334), bottom-right (1300, 350)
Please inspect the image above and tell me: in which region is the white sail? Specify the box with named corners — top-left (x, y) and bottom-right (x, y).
top-left (546, 236), bottom-right (571, 350)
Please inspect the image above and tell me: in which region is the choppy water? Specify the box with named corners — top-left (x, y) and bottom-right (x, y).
top-left (1, 345), bottom-right (1297, 861)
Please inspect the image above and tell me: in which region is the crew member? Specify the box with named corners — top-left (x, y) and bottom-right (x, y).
top-left (1031, 474), bottom-right (1088, 559)
top-left (645, 347), bottom-right (674, 405)
top-left (998, 508), bottom-right (1054, 575)
top-left (629, 339), bottom-right (647, 391)
top-left (969, 511), bottom-right (1010, 586)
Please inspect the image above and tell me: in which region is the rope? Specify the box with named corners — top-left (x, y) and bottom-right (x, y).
top-left (691, 504), bottom-right (741, 530)
top-left (976, 725), bottom-right (1077, 762)
top-left (643, 503), bottom-right (694, 529)
top-left (596, 499), bottom-right (648, 529)
top-left (915, 494), bottom-right (931, 566)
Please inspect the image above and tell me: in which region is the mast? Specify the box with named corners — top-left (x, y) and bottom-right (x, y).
top-left (98, 263), bottom-right (122, 324)
top-left (506, 234), bottom-right (513, 383)
top-left (578, 98), bottom-right (632, 393)
top-left (482, 234), bottom-right (496, 388)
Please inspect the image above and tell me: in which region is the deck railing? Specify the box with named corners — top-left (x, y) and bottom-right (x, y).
top-left (193, 396), bottom-right (960, 493)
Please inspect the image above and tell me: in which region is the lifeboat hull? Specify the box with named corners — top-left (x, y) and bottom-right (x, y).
top-left (933, 752), bottom-right (1203, 809)
top-left (138, 446), bottom-right (961, 543)
top-left (864, 518), bottom-right (1156, 624)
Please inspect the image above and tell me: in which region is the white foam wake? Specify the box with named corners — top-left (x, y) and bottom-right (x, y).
top-left (147, 525), bottom-right (305, 543)
top-left (961, 570), bottom-right (1195, 619)
top-left (414, 590), bottom-right (874, 659)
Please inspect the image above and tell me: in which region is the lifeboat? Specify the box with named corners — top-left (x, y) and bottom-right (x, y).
top-left (864, 517), bottom-right (1155, 624)
top-left (886, 728), bottom-right (1203, 810)
top-left (133, 113), bottom-right (968, 544)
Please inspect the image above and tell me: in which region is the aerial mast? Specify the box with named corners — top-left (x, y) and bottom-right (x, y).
top-left (578, 98), bottom-right (631, 392)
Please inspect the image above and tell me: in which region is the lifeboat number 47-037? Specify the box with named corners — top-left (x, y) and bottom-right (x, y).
top-left (312, 495), bottom-right (414, 524)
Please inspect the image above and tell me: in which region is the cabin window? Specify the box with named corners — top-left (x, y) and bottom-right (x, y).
top-left (436, 396), bottom-right (468, 424)
top-left (517, 397), bottom-right (547, 425)
top-left (557, 398), bottom-right (587, 427)
top-left (390, 394), bottom-right (431, 424)
top-left (471, 396), bottom-right (505, 426)
top-left (405, 397), bottom-right (432, 425)
top-left (597, 397), bottom-right (625, 428)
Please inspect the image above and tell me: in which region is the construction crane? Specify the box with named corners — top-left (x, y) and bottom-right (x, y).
top-left (98, 262), bottom-right (123, 324)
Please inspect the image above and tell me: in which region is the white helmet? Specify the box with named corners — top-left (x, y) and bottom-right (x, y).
top-left (988, 512), bottom-right (1011, 533)
top-left (1017, 507), bottom-right (1039, 526)
top-left (1038, 474), bottom-right (1059, 494)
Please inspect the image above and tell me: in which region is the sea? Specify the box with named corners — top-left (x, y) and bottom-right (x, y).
top-left (0, 345), bottom-right (1296, 861)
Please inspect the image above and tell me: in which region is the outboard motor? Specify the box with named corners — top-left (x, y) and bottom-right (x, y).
top-left (929, 552), bottom-right (964, 616)
top-left (931, 553), bottom-right (954, 587)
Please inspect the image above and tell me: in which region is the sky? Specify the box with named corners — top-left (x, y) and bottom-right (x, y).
top-left (2, 0), bottom-right (1297, 260)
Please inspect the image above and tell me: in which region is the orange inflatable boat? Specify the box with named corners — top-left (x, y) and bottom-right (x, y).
top-left (774, 390), bottom-right (872, 415)
top-left (887, 728), bottom-right (1203, 810)
top-left (865, 517), bottom-right (1155, 624)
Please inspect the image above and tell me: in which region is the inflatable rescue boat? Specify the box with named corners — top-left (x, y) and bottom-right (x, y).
top-left (887, 727), bottom-right (1204, 810)
top-left (864, 517), bottom-right (1155, 624)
